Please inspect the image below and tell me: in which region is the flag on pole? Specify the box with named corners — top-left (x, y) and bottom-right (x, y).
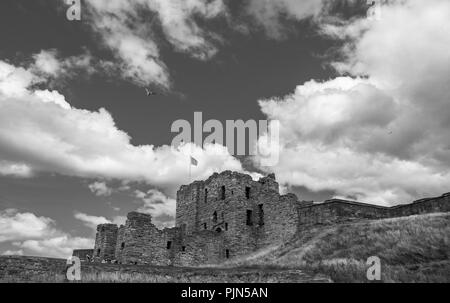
top-left (190, 156), bottom-right (198, 166)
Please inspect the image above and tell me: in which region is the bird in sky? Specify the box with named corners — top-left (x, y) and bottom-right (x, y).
top-left (145, 88), bottom-right (157, 96)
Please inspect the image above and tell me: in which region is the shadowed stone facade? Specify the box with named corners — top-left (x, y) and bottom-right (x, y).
top-left (75, 171), bottom-right (449, 266)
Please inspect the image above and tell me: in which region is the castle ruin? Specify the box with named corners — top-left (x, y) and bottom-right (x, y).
top-left (73, 171), bottom-right (450, 266)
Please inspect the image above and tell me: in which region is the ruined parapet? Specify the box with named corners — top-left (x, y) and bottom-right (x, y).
top-left (93, 223), bottom-right (118, 262)
top-left (72, 249), bottom-right (94, 262)
top-left (119, 212), bottom-right (182, 265)
top-left (257, 173), bottom-right (279, 194)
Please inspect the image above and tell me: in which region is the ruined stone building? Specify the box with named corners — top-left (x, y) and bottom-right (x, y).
top-left (73, 171), bottom-right (450, 266)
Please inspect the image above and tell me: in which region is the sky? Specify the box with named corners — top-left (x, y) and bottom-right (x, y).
top-left (0, 0), bottom-right (449, 258)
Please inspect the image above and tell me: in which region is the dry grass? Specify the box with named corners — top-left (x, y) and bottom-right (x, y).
top-left (228, 212), bottom-right (450, 282)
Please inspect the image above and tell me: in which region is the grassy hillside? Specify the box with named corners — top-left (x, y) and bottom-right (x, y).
top-left (221, 212), bottom-right (450, 282)
top-left (1, 213), bottom-right (448, 282)
top-left (0, 256), bottom-right (330, 283)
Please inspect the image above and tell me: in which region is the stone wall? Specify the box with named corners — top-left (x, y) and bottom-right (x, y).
top-left (116, 212), bottom-right (180, 265)
top-left (93, 223), bottom-right (118, 261)
top-left (72, 249), bottom-right (94, 262)
top-left (174, 231), bottom-right (223, 266)
top-left (298, 193), bottom-right (450, 227)
top-left (389, 193), bottom-right (450, 217)
top-left (83, 171), bottom-right (450, 267)
top-left (174, 171), bottom-right (300, 263)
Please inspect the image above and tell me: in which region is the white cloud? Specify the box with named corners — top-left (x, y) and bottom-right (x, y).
top-left (33, 49), bottom-right (61, 76)
top-left (0, 209), bottom-right (93, 258)
top-left (255, 0), bottom-right (450, 205)
top-left (74, 212), bottom-right (127, 231)
top-left (17, 236), bottom-right (93, 259)
top-left (0, 209), bottom-right (56, 242)
top-left (112, 216), bottom-right (127, 226)
top-left (33, 89), bottom-right (71, 110)
top-left (88, 181), bottom-right (113, 196)
top-left (2, 249), bottom-right (24, 256)
top-left (0, 161), bottom-right (33, 178)
top-left (135, 189), bottom-right (176, 228)
top-left (85, 0), bottom-right (227, 86)
top-left (32, 49), bottom-right (100, 79)
top-left (74, 212), bottom-right (110, 230)
top-left (245, 0), bottom-right (323, 38)
top-left (0, 60), bottom-right (37, 97)
top-left (0, 58), bottom-right (245, 195)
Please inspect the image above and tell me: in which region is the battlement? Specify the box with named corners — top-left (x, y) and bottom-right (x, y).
top-left (78, 171), bottom-right (450, 266)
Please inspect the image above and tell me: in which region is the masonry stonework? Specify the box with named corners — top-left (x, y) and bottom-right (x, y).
top-left (93, 223), bottom-right (118, 262)
top-left (75, 171), bottom-right (449, 266)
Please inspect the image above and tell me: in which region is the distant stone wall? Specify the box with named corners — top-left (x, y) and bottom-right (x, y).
top-left (298, 193), bottom-right (450, 227)
top-left (298, 200), bottom-right (388, 226)
top-left (389, 193), bottom-right (450, 217)
top-left (72, 249), bottom-right (94, 262)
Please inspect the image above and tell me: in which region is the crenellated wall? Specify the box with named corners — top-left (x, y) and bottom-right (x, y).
top-left (78, 171), bottom-right (449, 266)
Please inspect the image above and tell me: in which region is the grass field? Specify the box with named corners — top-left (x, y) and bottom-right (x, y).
top-left (1, 212), bottom-right (448, 282)
top-left (222, 212), bottom-right (450, 282)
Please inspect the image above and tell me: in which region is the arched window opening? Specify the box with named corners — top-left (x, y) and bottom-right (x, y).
top-left (220, 186), bottom-right (226, 200)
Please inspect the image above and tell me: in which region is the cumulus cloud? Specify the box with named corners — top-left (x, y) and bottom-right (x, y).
top-left (74, 212), bottom-right (110, 230)
top-left (0, 209), bottom-right (57, 242)
top-left (32, 49), bottom-right (103, 80)
top-left (0, 57), bottom-right (245, 195)
top-left (88, 181), bottom-right (113, 196)
top-left (0, 209), bottom-right (92, 258)
top-left (255, 0), bottom-right (450, 205)
top-left (84, 0), bottom-right (227, 87)
top-left (17, 236), bottom-right (93, 259)
top-left (0, 161), bottom-right (33, 178)
top-left (74, 211), bottom-right (126, 231)
top-left (135, 189), bottom-right (176, 228)
top-left (245, 0), bottom-right (324, 38)
top-left (2, 249), bottom-right (24, 256)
